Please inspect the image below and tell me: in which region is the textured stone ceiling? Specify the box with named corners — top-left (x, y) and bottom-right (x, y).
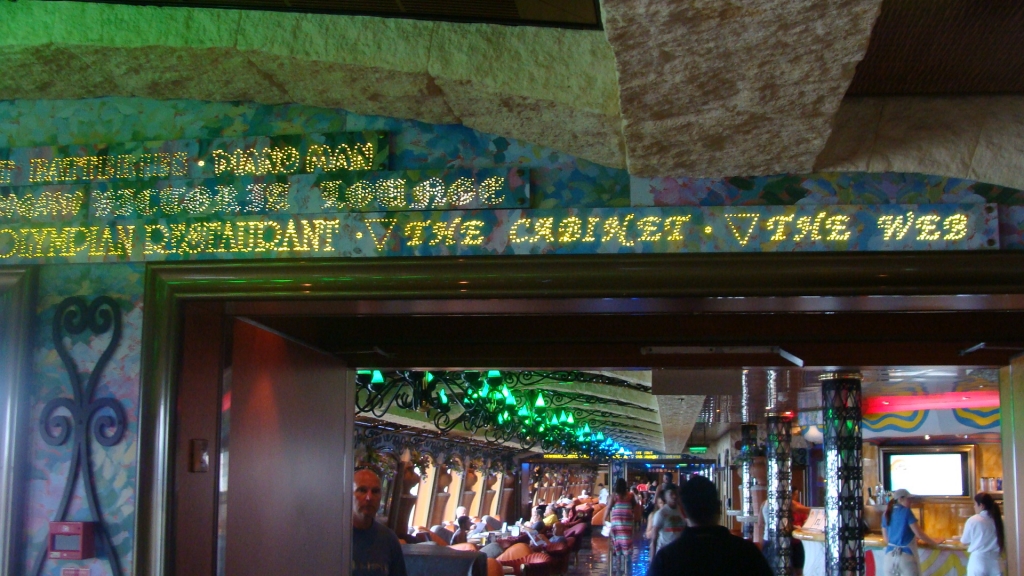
top-left (601, 0), bottom-right (883, 178)
top-left (655, 395), bottom-right (706, 454)
top-left (1, 1), bottom-right (1022, 188)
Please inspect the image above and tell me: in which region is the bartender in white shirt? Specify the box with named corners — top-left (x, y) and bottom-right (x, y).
top-left (960, 493), bottom-right (1005, 576)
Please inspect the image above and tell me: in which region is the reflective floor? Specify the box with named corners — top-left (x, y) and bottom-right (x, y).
top-left (571, 534), bottom-right (651, 576)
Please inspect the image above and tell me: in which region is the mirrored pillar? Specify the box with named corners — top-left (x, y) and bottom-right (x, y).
top-left (821, 372), bottom-right (864, 576)
top-left (739, 370), bottom-right (757, 539)
top-left (765, 413), bottom-right (793, 576)
top-left (740, 423), bottom-right (758, 540)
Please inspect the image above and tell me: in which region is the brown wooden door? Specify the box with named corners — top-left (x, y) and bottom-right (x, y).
top-left (223, 319), bottom-right (353, 575)
top-left (173, 309), bottom-right (353, 576)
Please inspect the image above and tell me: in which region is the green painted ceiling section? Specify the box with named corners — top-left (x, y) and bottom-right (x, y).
top-left (0, 1), bottom-right (625, 167)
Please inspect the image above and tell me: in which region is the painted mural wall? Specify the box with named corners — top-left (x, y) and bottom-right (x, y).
top-left (3, 97), bottom-right (1023, 576)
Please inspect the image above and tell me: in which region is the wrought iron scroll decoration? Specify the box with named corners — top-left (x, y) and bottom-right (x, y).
top-left (32, 296), bottom-right (126, 576)
top-left (539, 390), bottom-right (656, 412)
top-left (502, 371), bottom-right (651, 393)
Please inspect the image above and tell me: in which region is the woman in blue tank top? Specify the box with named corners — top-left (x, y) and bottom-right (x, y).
top-left (881, 489), bottom-right (943, 576)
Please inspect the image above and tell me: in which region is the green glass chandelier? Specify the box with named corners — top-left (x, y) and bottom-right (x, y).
top-left (354, 369), bottom-right (629, 458)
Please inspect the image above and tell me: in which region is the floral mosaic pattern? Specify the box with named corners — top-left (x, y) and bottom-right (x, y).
top-left (631, 172), bottom-right (1024, 208)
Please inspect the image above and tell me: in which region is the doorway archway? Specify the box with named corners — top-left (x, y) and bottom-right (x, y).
top-left (138, 251), bottom-right (1024, 575)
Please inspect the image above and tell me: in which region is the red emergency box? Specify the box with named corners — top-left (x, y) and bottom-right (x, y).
top-left (48, 522), bottom-right (95, 560)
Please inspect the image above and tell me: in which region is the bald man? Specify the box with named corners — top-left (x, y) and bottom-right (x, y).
top-left (352, 468), bottom-right (407, 576)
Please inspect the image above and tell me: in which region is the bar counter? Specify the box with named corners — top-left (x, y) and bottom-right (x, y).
top-left (793, 529), bottom-right (969, 576)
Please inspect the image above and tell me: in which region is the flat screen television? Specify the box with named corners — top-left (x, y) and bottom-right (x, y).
top-left (880, 446), bottom-right (975, 497)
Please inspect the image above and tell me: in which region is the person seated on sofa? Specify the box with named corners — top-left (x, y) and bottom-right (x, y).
top-left (468, 514), bottom-right (503, 536)
top-left (542, 504), bottom-right (559, 528)
top-left (522, 519), bottom-right (567, 549)
top-left (429, 505), bottom-right (469, 542)
top-left (517, 506), bottom-right (547, 532)
top-left (450, 516), bottom-right (473, 545)
top-left (561, 504), bottom-right (582, 528)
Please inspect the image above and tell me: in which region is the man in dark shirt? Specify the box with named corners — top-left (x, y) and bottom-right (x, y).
top-left (352, 468), bottom-right (407, 576)
top-left (649, 476), bottom-right (772, 576)
top-left (654, 472), bottom-right (677, 505)
top-left (450, 516), bottom-right (472, 545)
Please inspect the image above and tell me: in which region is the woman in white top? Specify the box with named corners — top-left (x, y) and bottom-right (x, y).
top-left (960, 492), bottom-right (1005, 576)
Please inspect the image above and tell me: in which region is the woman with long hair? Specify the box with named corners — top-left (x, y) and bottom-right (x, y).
top-left (609, 478), bottom-right (637, 562)
top-left (961, 492), bottom-right (1005, 575)
top-left (881, 489), bottom-right (942, 576)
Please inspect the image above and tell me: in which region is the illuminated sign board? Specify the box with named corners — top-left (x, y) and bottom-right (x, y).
top-left (613, 451), bottom-right (686, 460)
top-left (0, 203), bottom-right (998, 263)
top-left (0, 132), bottom-right (529, 221)
top-left (0, 132), bottom-right (389, 186)
top-left (0, 133), bottom-right (1000, 264)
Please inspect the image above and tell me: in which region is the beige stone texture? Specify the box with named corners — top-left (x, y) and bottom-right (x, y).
top-left (0, 45), bottom-right (115, 99)
top-left (970, 99), bottom-right (1024, 190)
top-left (429, 23), bottom-right (624, 167)
top-left (812, 98), bottom-right (884, 173)
top-left (656, 395), bottom-right (705, 454)
top-left (438, 82), bottom-right (626, 168)
top-left (816, 97), bottom-right (1024, 190)
top-left (246, 56), bottom-right (458, 123)
top-left (602, 0), bottom-right (883, 178)
top-left (235, 12), bottom-right (458, 123)
top-left (74, 47), bottom-right (293, 104)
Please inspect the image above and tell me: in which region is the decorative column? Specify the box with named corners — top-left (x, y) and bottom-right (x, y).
top-left (739, 370), bottom-right (757, 539)
top-left (764, 414), bottom-right (793, 576)
top-left (612, 461), bottom-right (626, 486)
top-left (740, 424), bottom-right (758, 540)
top-left (821, 372), bottom-right (864, 576)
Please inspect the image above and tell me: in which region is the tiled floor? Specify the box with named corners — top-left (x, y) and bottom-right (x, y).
top-left (570, 533), bottom-right (651, 576)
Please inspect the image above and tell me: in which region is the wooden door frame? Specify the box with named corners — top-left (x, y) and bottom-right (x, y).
top-left (0, 266), bottom-right (36, 576)
top-left (136, 251), bottom-right (1024, 575)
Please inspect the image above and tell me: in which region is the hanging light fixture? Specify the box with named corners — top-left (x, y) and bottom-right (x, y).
top-left (354, 369), bottom-right (627, 459)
